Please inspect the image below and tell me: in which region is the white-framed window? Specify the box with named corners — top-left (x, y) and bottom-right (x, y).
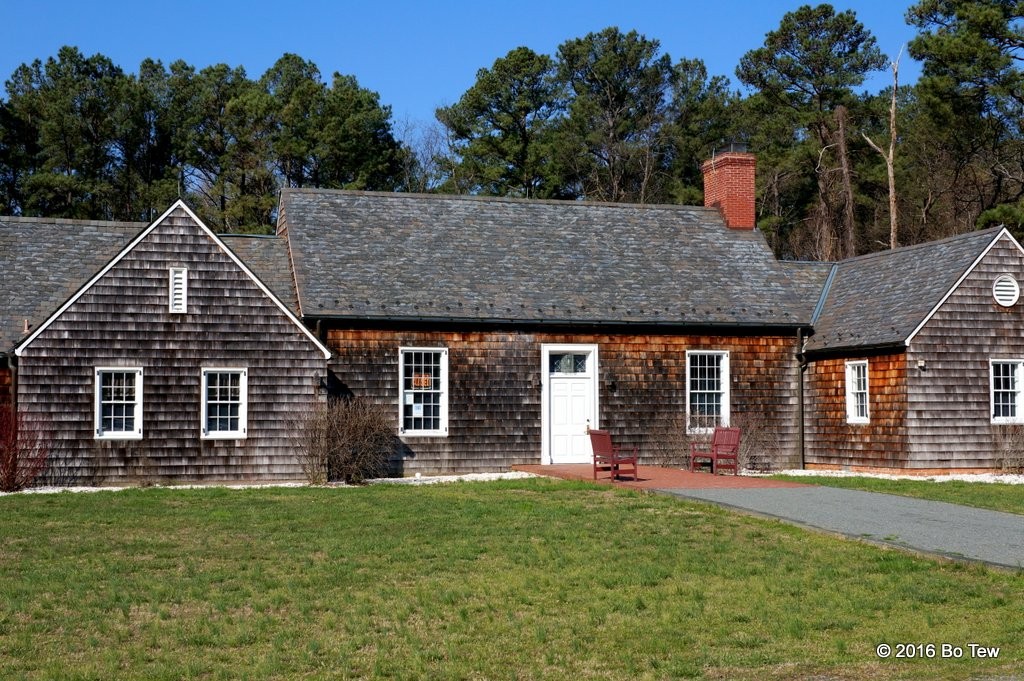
top-left (845, 360), bottom-right (870, 424)
top-left (201, 368), bottom-right (247, 439)
top-left (169, 267), bottom-right (188, 313)
top-left (94, 367), bottom-right (144, 439)
top-left (399, 348), bottom-right (448, 436)
top-left (686, 351), bottom-right (730, 433)
top-left (991, 360), bottom-right (1024, 424)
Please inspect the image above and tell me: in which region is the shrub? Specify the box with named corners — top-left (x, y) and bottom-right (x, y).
top-left (644, 414), bottom-right (692, 468)
top-left (730, 412), bottom-right (782, 473)
top-left (995, 425), bottom-right (1024, 474)
top-left (298, 398), bottom-right (396, 485)
top-left (0, 409), bottom-right (50, 492)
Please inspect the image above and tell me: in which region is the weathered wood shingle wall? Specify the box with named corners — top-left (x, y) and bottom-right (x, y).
top-left (326, 327), bottom-right (801, 473)
top-left (17, 207), bottom-right (326, 484)
top-left (804, 352), bottom-right (908, 468)
top-left (906, 237), bottom-right (1024, 469)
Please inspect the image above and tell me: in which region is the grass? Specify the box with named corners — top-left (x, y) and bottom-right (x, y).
top-left (771, 475), bottom-right (1024, 516)
top-left (0, 478), bottom-right (1021, 680)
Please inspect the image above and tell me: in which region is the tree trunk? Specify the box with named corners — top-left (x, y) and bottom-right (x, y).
top-left (835, 105), bottom-right (857, 259)
top-left (862, 51), bottom-right (900, 249)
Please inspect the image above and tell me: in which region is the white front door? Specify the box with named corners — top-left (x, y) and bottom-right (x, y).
top-left (542, 345), bottom-right (599, 464)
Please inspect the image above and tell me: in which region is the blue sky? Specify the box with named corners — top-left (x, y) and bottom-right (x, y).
top-left (2, 0), bottom-right (920, 132)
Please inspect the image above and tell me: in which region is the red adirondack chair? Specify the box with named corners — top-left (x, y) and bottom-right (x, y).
top-left (689, 426), bottom-right (741, 475)
top-left (589, 429), bottom-right (639, 481)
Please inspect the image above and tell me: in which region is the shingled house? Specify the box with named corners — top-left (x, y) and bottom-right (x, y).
top-left (2, 202), bottom-right (329, 483)
top-left (803, 226), bottom-right (1024, 473)
top-left (4, 151), bottom-right (1024, 482)
top-left (277, 152), bottom-right (829, 473)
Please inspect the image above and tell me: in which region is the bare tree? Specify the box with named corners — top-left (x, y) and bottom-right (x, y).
top-left (863, 48), bottom-right (902, 249)
top-left (835, 105), bottom-right (858, 258)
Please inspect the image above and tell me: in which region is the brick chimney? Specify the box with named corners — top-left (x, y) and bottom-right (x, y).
top-left (701, 148), bottom-right (756, 230)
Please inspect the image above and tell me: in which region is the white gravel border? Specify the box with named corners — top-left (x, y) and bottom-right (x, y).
top-left (0, 471), bottom-right (538, 496)
top-left (775, 469), bottom-right (1024, 485)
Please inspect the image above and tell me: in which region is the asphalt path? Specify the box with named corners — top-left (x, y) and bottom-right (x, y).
top-left (658, 486), bottom-right (1024, 569)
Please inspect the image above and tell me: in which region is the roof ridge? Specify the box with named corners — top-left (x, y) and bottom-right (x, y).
top-left (0, 215), bottom-right (148, 228)
top-left (280, 187), bottom-right (722, 214)
top-left (836, 227), bottom-right (1002, 266)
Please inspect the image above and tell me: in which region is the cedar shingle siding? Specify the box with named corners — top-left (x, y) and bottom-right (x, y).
top-left (804, 353), bottom-right (908, 468)
top-left (906, 237), bottom-right (1024, 468)
top-left (15, 206), bottom-right (326, 484)
top-left (326, 327), bottom-right (802, 474)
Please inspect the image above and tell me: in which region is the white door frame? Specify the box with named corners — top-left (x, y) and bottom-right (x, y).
top-left (540, 344), bottom-right (599, 465)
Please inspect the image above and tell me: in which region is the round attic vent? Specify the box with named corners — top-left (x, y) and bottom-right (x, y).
top-left (993, 274), bottom-right (1020, 307)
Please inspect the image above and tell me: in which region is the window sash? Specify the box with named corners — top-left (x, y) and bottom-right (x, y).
top-left (202, 368), bottom-right (247, 438)
top-left (95, 368), bottom-right (143, 439)
top-left (845, 361), bottom-right (870, 424)
top-left (991, 360), bottom-right (1024, 423)
top-left (686, 351), bottom-right (729, 433)
top-left (399, 348), bottom-right (448, 436)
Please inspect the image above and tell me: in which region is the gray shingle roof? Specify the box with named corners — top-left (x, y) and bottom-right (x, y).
top-left (804, 228), bottom-right (1002, 353)
top-left (0, 216), bottom-right (146, 351)
top-left (279, 189), bottom-right (829, 327)
top-left (220, 235), bottom-right (299, 313)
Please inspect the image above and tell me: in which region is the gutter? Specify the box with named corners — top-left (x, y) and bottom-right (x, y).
top-left (301, 313), bottom-right (810, 331)
top-left (802, 340), bottom-right (907, 360)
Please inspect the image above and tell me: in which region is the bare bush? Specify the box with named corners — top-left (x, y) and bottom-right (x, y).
top-left (0, 410), bottom-right (50, 492)
top-left (297, 398), bottom-right (396, 485)
top-left (730, 412), bottom-right (782, 473)
top-left (644, 413), bottom-right (693, 468)
top-left (995, 425), bottom-right (1024, 474)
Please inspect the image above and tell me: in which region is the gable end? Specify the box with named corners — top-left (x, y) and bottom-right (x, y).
top-left (904, 229), bottom-right (1024, 347)
top-left (14, 201), bottom-right (330, 359)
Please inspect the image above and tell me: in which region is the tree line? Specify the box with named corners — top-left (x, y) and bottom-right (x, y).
top-left (0, 50), bottom-right (407, 232)
top-left (1, 0), bottom-right (1022, 260)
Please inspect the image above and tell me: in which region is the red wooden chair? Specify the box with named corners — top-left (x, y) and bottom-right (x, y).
top-left (689, 426), bottom-right (741, 475)
top-left (589, 429), bottom-right (639, 481)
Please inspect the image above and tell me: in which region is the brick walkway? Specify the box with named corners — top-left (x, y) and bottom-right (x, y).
top-left (512, 464), bottom-right (807, 490)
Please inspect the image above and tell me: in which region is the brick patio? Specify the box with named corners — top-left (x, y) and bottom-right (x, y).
top-left (512, 464), bottom-right (809, 490)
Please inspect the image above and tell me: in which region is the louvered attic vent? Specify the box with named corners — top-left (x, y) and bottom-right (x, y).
top-left (169, 267), bottom-right (188, 313)
top-left (993, 274), bottom-right (1020, 308)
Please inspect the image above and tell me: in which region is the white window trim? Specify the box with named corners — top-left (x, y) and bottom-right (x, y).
top-left (398, 347), bottom-right (449, 437)
top-left (990, 359), bottom-right (1024, 424)
top-left (169, 267), bottom-right (188, 313)
top-left (845, 360), bottom-right (870, 425)
top-left (201, 367), bottom-right (248, 439)
top-left (685, 350), bottom-right (730, 435)
top-left (94, 367), bottom-right (144, 440)
top-left (540, 344), bottom-right (600, 465)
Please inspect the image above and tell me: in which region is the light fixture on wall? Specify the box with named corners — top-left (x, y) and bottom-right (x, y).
top-left (917, 360), bottom-right (927, 371)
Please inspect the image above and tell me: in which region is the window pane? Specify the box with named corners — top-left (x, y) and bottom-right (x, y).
top-left (688, 353), bottom-right (725, 430)
top-left (98, 370), bottom-right (139, 435)
top-left (993, 362), bottom-right (1017, 419)
top-left (402, 350), bottom-right (445, 432)
top-left (205, 371), bottom-right (244, 434)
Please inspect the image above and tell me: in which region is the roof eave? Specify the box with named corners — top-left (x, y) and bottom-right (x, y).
top-left (301, 313), bottom-right (810, 330)
top-left (803, 340), bottom-right (907, 358)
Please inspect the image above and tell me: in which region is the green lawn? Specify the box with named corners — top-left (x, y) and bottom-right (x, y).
top-left (1, 479), bottom-right (1022, 680)
top-left (772, 475), bottom-right (1024, 516)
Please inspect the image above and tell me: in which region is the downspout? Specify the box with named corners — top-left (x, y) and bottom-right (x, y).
top-left (796, 329), bottom-right (807, 470)
top-left (5, 353), bottom-right (16, 423)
